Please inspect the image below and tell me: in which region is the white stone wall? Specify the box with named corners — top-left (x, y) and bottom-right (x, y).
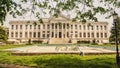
top-left (8, 17), bottom-right (109, 44)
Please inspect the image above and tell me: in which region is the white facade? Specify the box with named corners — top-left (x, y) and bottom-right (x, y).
top-left (8, 15), bottom-right (109, 44)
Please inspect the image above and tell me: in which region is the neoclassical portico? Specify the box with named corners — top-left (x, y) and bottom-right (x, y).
top-left (8, 15), bottom-right (109, 44)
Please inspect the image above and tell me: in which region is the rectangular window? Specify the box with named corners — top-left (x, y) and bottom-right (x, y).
top-left (38, 32), bottom-right (40, 38)
top-left (11, 32), bottom-right (14, 37)
top-left (43, 34), bottom-right (45, 38)
top-left (88, 33), bottom-right (90, 37)
top-left (97, 33), bottom-right (99, 38)
top-left (33, 32), bottom-right (36, 38)
top-left (43, 31), bottom-right (45, 33)
top-left (15, 32), bottom-right (18, 37)
top-left (101, 33), bottom-right (103, 38)
top-left (11, 25), bottom-right (14, 29)
top-left (16, 25), bottom-right (18, 30)
top-left (34, 25), bottom-right (36, 29)
top-left (83, 25), bottom-right (85, 30)
top-left (47, 24), bottom-right (50, 29)
top-left (30, 25), bottom-right (32, 29)
top-left (63, 24), bottom-right (65, 29)
top-left (71, 25), bottom-right (73, 29)
top-left (38, 25), bottom-right (40, 29)
top-left (20, 32), bottom-right (22, 37)
top-left (55, 24), bottom-right (57, 29)
top-left (29, 32), bottom-right (32, 37)
top-left (96, 26), bottom-right (99, 30)
top-left (101, 26), bottom-right (103, 30)
top-left (20, 25), bottom-right (22, 29)
top-left (91, 26), bottom-right (93, 30)
top-left (26, 25), bottom-right (28, 29)
top-left (43, 24), bottom-right (45, 29)
top-left (105, 33), bottom-right (107, 38)
top-left (92, 33), bottom-right (94, 37)
top-left (52, 24), bottom-right (54, 29)
top-left (47, 31), bottom-right (49, 33)
top-left (80, 33), bottom-right (82, 37)
top-left (75, 25), bottom-right (77, 29)
top-left (25, 32), bottom-right (28, 38)
top-left (104, 26), bottom-right (106, 30)
top-left (47, 34), bottom-right (49, 38)
top-left (88, 26), bottom-right (90, 30)
top-left (79, 25), bottom-right (81, 30)
top-left (83, 32), bottom-right (86, 37)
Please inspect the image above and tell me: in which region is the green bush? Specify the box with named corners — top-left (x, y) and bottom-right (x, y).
top-left (77, 41), bottom-right (90, 44)
top-left (32, 40), bottom-right (43, 44)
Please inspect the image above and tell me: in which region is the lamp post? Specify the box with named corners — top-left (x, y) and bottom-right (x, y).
top-left (113, 11), bottom-right (120, 67)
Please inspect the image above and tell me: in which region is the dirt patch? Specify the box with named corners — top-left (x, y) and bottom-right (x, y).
top-left (0, 63), bottom-right (34, 68)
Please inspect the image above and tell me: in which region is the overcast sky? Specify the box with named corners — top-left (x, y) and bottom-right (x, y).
top-left (4, 0), bottom-right (120, 31)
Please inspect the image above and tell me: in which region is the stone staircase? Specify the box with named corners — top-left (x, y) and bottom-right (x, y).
top-left (48, 38), bottom-right (70, 44)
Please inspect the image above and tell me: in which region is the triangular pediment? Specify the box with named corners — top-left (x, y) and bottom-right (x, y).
top-left (48, 14), bottom-right (71, 21)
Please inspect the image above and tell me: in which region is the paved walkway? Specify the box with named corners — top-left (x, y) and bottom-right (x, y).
top-left (3, 46), bottom-right (116, 55)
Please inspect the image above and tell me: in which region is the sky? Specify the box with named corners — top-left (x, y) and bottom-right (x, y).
top-left (4, 0), bottom-right (120, 31)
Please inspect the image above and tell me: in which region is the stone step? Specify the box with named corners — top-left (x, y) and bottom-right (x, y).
top-left (48, 38), bottom-right (70, 44)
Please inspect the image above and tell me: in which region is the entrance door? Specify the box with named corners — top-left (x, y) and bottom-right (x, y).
top-left (59, 32), bottom-right (62, 38)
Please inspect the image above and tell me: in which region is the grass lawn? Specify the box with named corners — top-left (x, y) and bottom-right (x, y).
top-left (0, 44), bottom-right (118, 68)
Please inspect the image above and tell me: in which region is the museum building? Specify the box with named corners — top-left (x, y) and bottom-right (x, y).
top-left (8, 15), bottom-right (109, 44)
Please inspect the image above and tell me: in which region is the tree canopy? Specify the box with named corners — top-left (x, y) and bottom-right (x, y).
top-left (0, 26), bottom-right (8, 42)
top-left (0, 0), bottom-right (120, 24)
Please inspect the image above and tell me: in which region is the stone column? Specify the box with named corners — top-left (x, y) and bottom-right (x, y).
top-left (65, 23), bottom-right (66, 38)
top-left (45, 24), bottom-right (47, 38)
top-left (73, 24), bottom-right (75, 38)
top-left (57, 23), bottom-right (59, 38)
top-left (68, 23), bottom-right (70, 38)
top-left (40, 24), bottom-right (43, 38)
top-left (49, 23), bottom-right (51, 38)
top-left (22, 25), bottom-right (25, 39)
top-left (54, 23), bottom-right (55, 38)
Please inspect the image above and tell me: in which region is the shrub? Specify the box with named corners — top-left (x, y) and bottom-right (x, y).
top-left (77, 41), bottom-right (90, 44)
top-left (32, 40), bottom-right (43, 44)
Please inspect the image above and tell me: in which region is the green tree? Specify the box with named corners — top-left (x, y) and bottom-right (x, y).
top-left (0, 0), bottom-right (26, 25)
top-left (0, 0), bottom-right (120, 24)
top-left (109, 18), bottom-right (120, 43)
top-left (0, 26), bottom-right (8, 42)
